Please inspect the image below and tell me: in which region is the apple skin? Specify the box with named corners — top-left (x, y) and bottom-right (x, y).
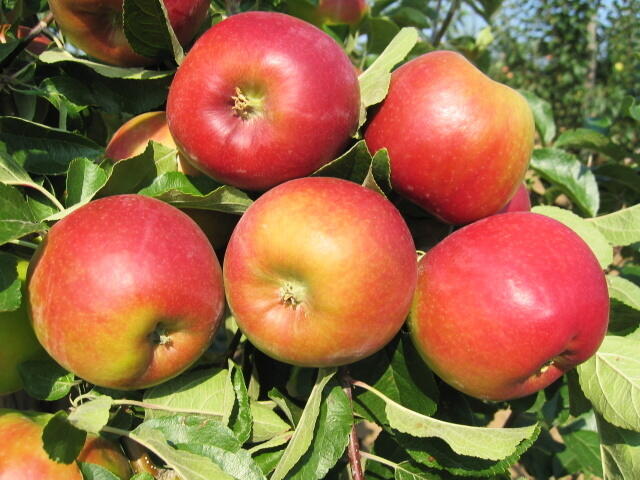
top-left (409, 212), bottom-right (609, 401)
top-left (365, 50), bottom-right (535, 225)
top-left (223, 177), bottom-right (417, 367)
top-left (48, 0), bottom-right (209, 66)
top-left (317, 0), bottom-right (368, 25)
top-left (0, 409), bottom-right (131, 479)
top-left (0, 259), bottom-right (47, 395)
top-left (27, 194), bottom-right (224, 390)
top-left (166, 11), bottom-right (360, 191)
top-left (0, 25), bottom-right (52, 55)
top-left (498, 183), bottom-right (531, 213)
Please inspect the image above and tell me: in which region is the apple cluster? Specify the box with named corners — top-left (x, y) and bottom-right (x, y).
top-left (5, 1), bottom-right (611, 435)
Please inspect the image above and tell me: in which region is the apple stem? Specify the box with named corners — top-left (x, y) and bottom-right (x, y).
top-left (339, 367), bottom-right (365, 480)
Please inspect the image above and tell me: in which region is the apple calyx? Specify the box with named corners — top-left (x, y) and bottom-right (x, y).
top-left (280, 281), bottom-right (306, 308)
top-left (231, 86), bottom-right (264, 120)
top-left (149, 324), bottom-right (172, 346)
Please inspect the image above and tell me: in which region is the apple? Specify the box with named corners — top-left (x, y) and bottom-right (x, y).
top-left (223, 177), bottom-right (417, 367)
top-left (166, 11), bottom-right (361, 191)
top-left (0, 24), bottom-right (52, 55)
top-left (0, 258), bottom-right (47, 396)
top-left (498, 182), bottom-right (530, 213)
top-left (27, 194), bottom-right (225, 390)
top-left (48, 0), bottom-right (210, 66)
top-left (365, 50), bottom-right (535, 225)
top-left (0, 409), bottom-right (131, 479)
top-left (317, 0), bottom-right (368, 25)
top-left (409, 212), bottom-right (609, 401)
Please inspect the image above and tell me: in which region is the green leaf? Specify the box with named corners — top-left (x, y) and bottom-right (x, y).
top-left (130, 473), bottom-right (155, 480)
top-left (179, 443), bottom-right (266, 480)
top-left (18, 358), bottom-right (75, 401)
top-left (78, 462), bottom-right (121, 480)
top-left (596, 412), bottom-right (640, 479)
top-left (312, 140), bottom-right (374, 183)
top-left (394, 461), bottom-right (441, 479)
top-left (0, 117), bottom-right (103, 175)
top-left (0, 252), bottom-right (21, 312)
top-left (42, 411), bottom-right (87, 464)
top-left (229, 362), bottom-right (253, 444)
top-left (143, 414), bottom-right (240, 449)
top-left (143, 368), bottom-right (235, 423)
top-left (268, 388), bottom-right (303, 427)
top-left (0, 149), bottom-right (35, 186)
top-left (271, 369), bottom-right (336, 480)
top-left (556, 417), bottom-right (602, 478)
top-left (39, 49), bottom-right (174, 80)
top-left (65, 158), bottom-right (109, 208)
top-left (358, 27), bottom-right (419, 126)
top-left (139, 172), bottom-right (253, 214)
top-left (607, 276), bottom-right (640, 311)
top-left (530, 148), bottom-right (600, 217)
top-left (554, 128), bottom-right (629, 160)
top-left (68, 396), bottom-right (114, 434)
top-left (0, 183), bottom-right (48, 245)
top-left (250, 401), bottom-right (291, 443)
top-left (588, 205), bottom-right (640, 247)
top-left (531, 206), bottom-right (612, 268)
top-left (287, 379), bottom-right (352, 479)
top-left (129, 424), bottom-right (235, 480)
top-left (595, 164), bottom-right (640, 195)
top-left (123, 0), bottom-right (184, 64)
top-left (363, 17), bottom-right (401, 54)
top-left (578, 335), bottom-right (640, 432)
top-left (519, 90), bottom-right (556, 145)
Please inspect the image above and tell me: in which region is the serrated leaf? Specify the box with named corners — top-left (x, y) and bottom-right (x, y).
top-left (143, 414), bottom-right (240, 449)
top-left (607, 276), bottom-right (640, 311)
top-left (271, 369), bottom-right (336, 480)
top-left (78, 462), bottom-right (122, 480)
top-left (578, 335), bottom-right (640, 432)
top-left (596, 412), bottom-right (640, 479)
top-left (229, 362), bottom-right (252, 444)
top-left (179, 443), bottom-right (266, 480)
top-left (42, 411), bottom-right (87, 464)
top-left (123, 0), bottom-right (184, 63)
top-left (250, 401), bottom-right (291, 443)
top-left (358, 28), bottom-right (419, 126)
top-left (0, 252), bottom-right (21, 312)
top-left (18, 358), bottom-right (75, 401)
top-left (68, 396), bottom-right (114, 434)
top-left (519, 90), bottom-right (556, 145)
top-left (530, 148), bottom-right (600, 217)
top-left (39, 49), bottom-right (174, 80)
top-left (138, 172), bottom-right (253, 214)
top-left (65, 158), bottom-right (109, 207)
top-left (554, 128), bottom-right (628, 160)
top-left (143, 368), bottom-right (235, 423)
top-left (312, 140), bottom-right (374, 183)
top-left (129, 424), bottom-right (235, 480)
top-left (287, 379), bottom-right (352, 479)
top-left (394, 461), bottom-right (441, 479)
top-left (531, 206), bottom-right (612, 268)
top-left (556, 418), bottom-right (602, 478)
top-left (588, 205), bottom-right (640, 247)
top-left (0, 183), bottom-right (49, 245)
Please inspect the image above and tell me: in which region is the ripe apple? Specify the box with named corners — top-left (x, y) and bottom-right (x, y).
top-left (0, 24), bottom-right (52, 55)
top-left (365, 50), bottom-right (535, 225)
top-left (223, 177), bottom-right (417, 367)
top-left (498, 183), bottom-right (530, 213)
top-left (0, 409), bottom-right (131, 479)
top-left (48, 0), bottom-right (210, 66)
top-left (409, 212), bottom-right (609, 401)
top-left (28, 194), bottom-right (225, 390)
top-left (0, 258), bottom-right (47, 395)
top-left (166, 11), bottom-right (361, 191)
top-left (316, 0), bottom-right (368, 25)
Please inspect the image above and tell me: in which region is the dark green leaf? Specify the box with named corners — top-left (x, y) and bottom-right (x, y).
top-left (65, 158), bottom-right (109, 207)
top-left (554, 128), bottom-right (629, 160)
top-left (42, 411), bottom-right (87, 464)
top-left (313, 140), bottom-right (374, 183)
top-left (0, 252), bottom-right (21, 312)
top-left (253, 448), bottom-right (286, 476)
top-left (363, 17), bottom-right (401, 54)
top-left (17, 358), bottom-right (75, 401)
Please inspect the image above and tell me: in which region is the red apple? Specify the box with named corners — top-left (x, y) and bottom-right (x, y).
top-left (48, 0), bottom-right (209, 66)
top-left (498, 182), bottom-right (531, 213)
top-left (166, 11), bottom-right (360, 191)
top-left (27, 194), bottom-right (224, 390)
top-left (0, 258), bottom-right (47, 396)
top-left (0, 24), bottom-right (52, 55)
top-left (409, 212), bottom-right (609, 401)
top-left (365, 50), bottom-right (535, 225)
top-left (0, 409), bottom-right (131, 479)
top-left (223, 177), bottom-right (417, 367)
top-left (317, 0), bottom-right (368, 25)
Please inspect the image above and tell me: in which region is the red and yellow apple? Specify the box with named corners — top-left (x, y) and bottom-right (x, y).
top-left (27, 194), bottom-right (225, 390)
top-left (316, 0), bottom-right (368, 25)
top-left (409, 212), bottom-right (609, 401)
top-left (0, 409), bottom-right (131, 479)
top-left (167, 12), bottom-right (361, 191)
top-left (48, 0), bottom-right (209, 66)
top-left (365, 50), bottom-right (534, 224)
top-left (223, 177), bottom-right (417, 366)
top-left (498, 182), bottom-right (531, 213)
top-left (0, 258), bottom-right (47, 396)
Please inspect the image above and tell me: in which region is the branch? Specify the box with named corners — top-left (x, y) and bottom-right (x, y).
top-left (0, 13), bottom-right (54, 71)
top-left (432, 0), bottom-right (461, 47)
top-left (340, 367), bottom-right (365, 480)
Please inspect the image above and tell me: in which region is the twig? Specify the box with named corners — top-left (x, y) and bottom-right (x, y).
top-left (8, 239), bottom-right (39, 250)
top-left (432, 0), bottom-right (461, 47)
top-left (0, 13), bottom-right (54, 71)
top-left (340, 367), bottom-right (365, 480)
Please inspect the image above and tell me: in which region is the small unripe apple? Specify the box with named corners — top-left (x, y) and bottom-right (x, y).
top-left (0, 409), bottom-right (131, 479)
top-left (498, 183), bottom-right (530, 213)
top-left (48, 0), bottom-right (209, 66)
top-left (409, 212), bottom-right (609, 401)
top-left (167, 12), bottom-right (360, 191)
top-left (224, 177), bottom-right (417, 367)
top-left (365, 50), bottom-right (534, 224)
top-left (0, 258), bottom-right (47, 395)
top-left (28, 194), bottom-right (225, 390)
